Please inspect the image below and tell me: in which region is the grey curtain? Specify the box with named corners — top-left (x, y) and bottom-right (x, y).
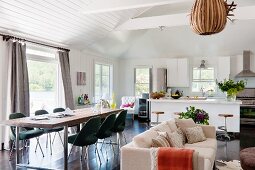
top-left (59, 51), bottom-right (74, 110)
top-left (10, 41), bottom-right (30, 116)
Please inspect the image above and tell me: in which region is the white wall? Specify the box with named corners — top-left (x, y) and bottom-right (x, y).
top-left (69, 48), bottom-right (120, 107)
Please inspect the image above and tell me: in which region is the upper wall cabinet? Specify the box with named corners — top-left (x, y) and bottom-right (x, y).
top-left (217, 56), bottom-right (230, 81)
top-left (167, 58), bottom-right (189, 87)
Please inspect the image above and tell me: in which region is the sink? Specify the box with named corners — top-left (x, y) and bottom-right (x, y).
top-left (182, 96), bottom-right (207, 100)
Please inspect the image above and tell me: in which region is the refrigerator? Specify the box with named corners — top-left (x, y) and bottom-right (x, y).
top-left (156, 68), bottom-right (167, 92)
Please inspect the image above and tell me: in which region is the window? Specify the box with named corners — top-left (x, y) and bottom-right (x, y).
top-left (27, 48), bottom-right (64, 114)
top-left (192, 67), bottom-right (216, 92)
top-left (94, 63), bottom-right (113, 102)
top-left (134, 68), bottom-right (152, 97)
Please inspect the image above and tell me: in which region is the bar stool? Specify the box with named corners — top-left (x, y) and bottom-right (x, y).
top-left (217, 113), bottom-right (234, 140)
top-left (152, 111), bottom-right (164, 125)
top-left (174, 112), bottom-right (181, 118)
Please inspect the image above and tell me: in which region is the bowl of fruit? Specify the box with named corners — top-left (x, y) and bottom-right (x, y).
top-left (150, 91), bottom-right (166, 99)
top-left (171, 90), bottom-right (183, 99)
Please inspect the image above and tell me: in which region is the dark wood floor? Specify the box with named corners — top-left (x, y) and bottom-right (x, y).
top-left (1, 118), bottom-right (255, 170)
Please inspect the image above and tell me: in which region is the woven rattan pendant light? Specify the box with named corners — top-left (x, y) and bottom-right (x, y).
top-left (190, 0), bottom-right (236, 35)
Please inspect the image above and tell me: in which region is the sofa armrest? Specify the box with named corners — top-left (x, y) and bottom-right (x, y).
top-left (121, 144), bottom-right (199, 170)
top-left (199, 125), bottom-right (216, 139)
top-left (121, 145), bottom-right (151, 170)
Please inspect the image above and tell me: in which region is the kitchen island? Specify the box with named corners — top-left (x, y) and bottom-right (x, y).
top-left (148, 98), bottom-right (242, 132)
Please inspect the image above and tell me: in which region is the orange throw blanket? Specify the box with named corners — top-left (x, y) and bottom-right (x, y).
top-left (158, 147), bottom-right (194, 170)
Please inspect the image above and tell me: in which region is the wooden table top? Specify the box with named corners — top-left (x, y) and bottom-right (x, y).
top-left (0, 108), bottom-right (123, 128)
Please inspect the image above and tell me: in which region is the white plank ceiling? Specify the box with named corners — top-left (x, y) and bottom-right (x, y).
top-left (1, 0), bottom-right (255, 53)
top-left (0, 0), bottom-right (147, 48)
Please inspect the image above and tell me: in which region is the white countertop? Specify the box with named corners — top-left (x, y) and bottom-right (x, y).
top-left (148, 98), bottom-right (242, 105)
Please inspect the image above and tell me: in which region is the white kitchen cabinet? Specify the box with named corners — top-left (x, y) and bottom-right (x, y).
top-left (218, 56), bottom-right (230, 81)
top-left (167, 58), bottom-right (189, 87)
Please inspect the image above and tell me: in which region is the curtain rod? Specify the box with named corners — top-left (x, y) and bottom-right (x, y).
top-left (0, 33), bottom-right (70, 52)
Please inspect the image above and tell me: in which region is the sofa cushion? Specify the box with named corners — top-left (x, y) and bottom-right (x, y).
top-left (151, 121), bottom-right (172, 138)
top-left (175, 118), bottom-right (196, 133)
top-left (151, 132), bottom-right (171, 147)
top-left (133, 129), bottom-right (158, 148)
top-left (184, 138), bottom-right (217, 151)
top-left (166, 119), bottom-right (178, 132)
top-left (185, 126), bottom-right (206, 144)
top-left (184, 146), bottom-right (216, 165)
top-left (168, 130), bottom-right (184, 148)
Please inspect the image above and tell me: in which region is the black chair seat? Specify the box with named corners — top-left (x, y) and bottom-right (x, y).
top-left (68, 134), bottom-right (98, 146)
top-left (112, 125), bottom-right (125, 132)
top-left (43, 127), bottom-right (64, 133)
top-left (97, 130), bottom-right (112, 139)
top-left (19, 129), bottom-right (44, 140)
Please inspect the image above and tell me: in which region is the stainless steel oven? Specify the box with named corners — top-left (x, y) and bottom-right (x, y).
top-left (237, 88), bottom-right (255, 125)
top-left (240, 106), bottom-right (255, 125)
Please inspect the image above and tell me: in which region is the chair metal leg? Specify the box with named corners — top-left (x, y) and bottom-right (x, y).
top-left (80, 147), bottom-right (84, 161)
top-left (95, 144), bottom-right (102, 164)
top-left (36, 137), bottom-right (45, 157)
top-left (116, 133), bottom-right (120, 150)
top-left (35, 140), bottom-right (39, 152)
top-left (51, 132), bottom-right (57, 144)
top-left (95, 142), bottom-right (97, 153)
top-left (49, 133), bottom-right (52, 155)
top-left (84, 146), bottom-right (88, 160)
top-left (57, 132), bottom-right (64, 146)
top-left (46, 133), bottom-right (48, 148)
top-left (100, 139), bottom-right (105, 150)
top-left (9, 141), bottom-right (15, 161)
top-left (105, 144), bottom-right (108, 162)
top-left (68, 145), bottom-right (75, 160)
top-left (123, 132), bottom-right (127, 144)
top-left (110, 140), bottom-right (115, 155)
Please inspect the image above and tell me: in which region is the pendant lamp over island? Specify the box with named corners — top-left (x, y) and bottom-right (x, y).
top-left (190, 0), bottom-right (237, 35)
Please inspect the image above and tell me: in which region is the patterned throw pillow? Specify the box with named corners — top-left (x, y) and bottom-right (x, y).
top-left (151, 132), bottom-right (171, 147)
top-left (185, 126), bottom-right (206, 144)
top-left (168, 131), bottom-right (184, 148)
top-left (176, 128), bottom-right (186, 144)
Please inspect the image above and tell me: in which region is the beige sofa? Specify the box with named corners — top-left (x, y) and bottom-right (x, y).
top-left (121, 119), bottom-right (217, 170)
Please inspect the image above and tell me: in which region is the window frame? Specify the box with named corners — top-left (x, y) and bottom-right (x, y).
top-left (134, 67), bottom-right (152, 97)
top-left (191, 67), bottom-right (216, 93)
top-left (26, 48), bottom-right (64, 114)
top-left (94, 62), bottom-right (113, 102)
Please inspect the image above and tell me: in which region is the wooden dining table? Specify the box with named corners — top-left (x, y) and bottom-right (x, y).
top-left (0, 108), bottom-right (123, 170)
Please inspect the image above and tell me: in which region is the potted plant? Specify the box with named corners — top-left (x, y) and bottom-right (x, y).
top-left (179, 106), bottom-right (209, 125)
top-left (217, 79), bottom-right (246, 101)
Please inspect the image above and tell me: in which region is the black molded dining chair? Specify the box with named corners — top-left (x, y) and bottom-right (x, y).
top-left (96, 114), bottom-right (116, 160)
top-left (68, 117), bottom-right (102, 164)
top-left (35, 109), bottom-right (63, 155)
top-left (112, 110), bottom-right (128, 149)
top-left (9, 113), bottom-right (45, 161)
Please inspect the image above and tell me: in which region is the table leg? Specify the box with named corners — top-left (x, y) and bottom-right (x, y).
top-left (64, 125), bottom-right (68, 170)
top-left (16, 126), bottom-right (19, 165)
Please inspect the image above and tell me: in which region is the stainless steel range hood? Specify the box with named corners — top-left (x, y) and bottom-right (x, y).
top-left (235, 51), bottom-right (255, 77)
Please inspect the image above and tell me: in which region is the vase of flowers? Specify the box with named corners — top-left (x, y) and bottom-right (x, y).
top-left (217, 79), bottom-right (246, 101)
top-left (179, 106), bottom-right (209, 125)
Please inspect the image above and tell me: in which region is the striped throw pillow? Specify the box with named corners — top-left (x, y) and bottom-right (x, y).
top-left (151, 132), bottom-right (171, 147)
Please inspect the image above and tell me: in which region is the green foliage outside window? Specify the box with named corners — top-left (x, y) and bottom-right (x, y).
top-left (27, 60), bottom-right (56, 91)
